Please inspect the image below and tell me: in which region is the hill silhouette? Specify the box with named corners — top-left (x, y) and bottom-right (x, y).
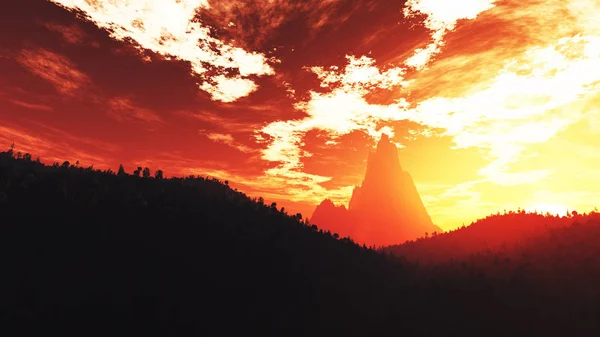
top-left (2, 147), bottom-right (600, 337)
top-left (311, 134), bottom-right (440, 246)
top-left (386, 210), bottom-right (600, 313)
top-left (386, 209), bottom-right (599, 264)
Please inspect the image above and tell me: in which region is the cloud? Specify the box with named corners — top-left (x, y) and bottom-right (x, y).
top-left (177, 110), bottom-right (259, 133)
top-left (107, 97), bottom-right (163, 124)
top-left (311, 55), bottom-right (409, 93)
top-left (256, 0), bottom-right (600, 205)
top-left (43, 22), bottom-right (87, 45)
top-left (204, 132), bottom-right (254, 153)
top-left (409, 34), bottom-right (600, 183)
top-left (22, 0), bottom-right (599, 222)
top-left (403, 0), bottom-right (496, 69)
top-left (199, 0), bottom-right (365, 49)
top-left (199, 75), bottom-right (258, 103)
top-left (257, 56), bottom-right (410, 204)
top-left (8, 99), bottom-right (54, 112)
top-left (48, 0), bottom-right (276, 102)
top-left (175, 102), bottom-right (286, 133)
top-left (0, 124), bottom-right (116, 167)
top-left (16, 49), bottom-right (90, 95)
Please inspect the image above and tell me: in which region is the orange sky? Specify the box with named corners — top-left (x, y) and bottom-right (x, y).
top-left (1, 0), bottom-right (599, 231)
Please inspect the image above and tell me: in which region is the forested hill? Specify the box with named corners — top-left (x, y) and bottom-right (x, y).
top-left (0, 150), bottom-right (405, 336)
top-left (1, 149), bottom-right (600, 337)
top-left (387, 209), bottom-right (600, 264)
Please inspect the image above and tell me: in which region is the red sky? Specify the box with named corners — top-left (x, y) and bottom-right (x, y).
top-left (2, 0), bottom-right (600, 230)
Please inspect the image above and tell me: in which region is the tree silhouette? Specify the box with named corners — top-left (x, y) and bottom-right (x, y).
top-left (133, 166), bottom-right (142, 177)
top-left (154, 169), bottom-right (163, 179)
top-left (118, 164), bottom-right (127, 176)
top-left (142, 167), bottom-right (151, 178)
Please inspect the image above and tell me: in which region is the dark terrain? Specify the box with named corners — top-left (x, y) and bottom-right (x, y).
top-left (1, 148), bottom-right (600, 337)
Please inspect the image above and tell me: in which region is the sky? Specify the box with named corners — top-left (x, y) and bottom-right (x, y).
top-left (1, 0), bottom-right (600, 231)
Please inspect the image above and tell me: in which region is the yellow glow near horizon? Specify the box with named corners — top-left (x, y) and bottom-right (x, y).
top-left (525, 203), bottom-right (573, 217)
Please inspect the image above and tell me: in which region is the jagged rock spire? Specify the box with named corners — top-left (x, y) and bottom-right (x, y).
top-left (311, 134), bottom-right (440, 246)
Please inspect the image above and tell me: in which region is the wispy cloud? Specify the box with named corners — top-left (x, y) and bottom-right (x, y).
top-left (48, 0), bottom-right (276, 102)
top-left (8, 99), bottom-right (54, 112)
top-left (107, 97), bottom-right (163, 124)
top-left (204, 132), bottom-right (254, 153)
top-left (176, 110), bottom-right (265, 133)
top-left (0, 124), bottom-right (115, 167)
top-left (16, 49), bottom-right (90, 95)
top-left (43, 22), bottom-right (89, 45)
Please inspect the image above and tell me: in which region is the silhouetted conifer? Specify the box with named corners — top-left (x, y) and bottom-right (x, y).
top-left (117, 164), bottom-right (126, 176)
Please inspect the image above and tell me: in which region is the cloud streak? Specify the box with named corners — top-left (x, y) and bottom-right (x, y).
top-left (107, 97), bottom-right (163, 124)
top-left (43, 22), bottom-right (88, 45)
top-left (8, 99), bottom-right (54, 112)
top-left (16, 49), bottom-right (90, 95)
top-left (0, 123), bottom-right (116, 167)
top-left (204, 132), bottom-right (254, 153)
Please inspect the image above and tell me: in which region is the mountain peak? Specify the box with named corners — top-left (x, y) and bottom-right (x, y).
top-left (317, 199), bottom-right (347, 210)
top-left (311, 133), bottom-right (440, 246)
top-left (376, 133), bottom-right (394, 153)
top-left (363, 134), bottom-right (402, 190)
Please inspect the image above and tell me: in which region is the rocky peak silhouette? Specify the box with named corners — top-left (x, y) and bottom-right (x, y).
top-left (311, 134), bottom-right (440, 246)
top-left (360, 134), bottom-right (403, 202)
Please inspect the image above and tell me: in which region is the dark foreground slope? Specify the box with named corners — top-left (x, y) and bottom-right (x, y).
top-left (1, 150), bottom-right (600, 337)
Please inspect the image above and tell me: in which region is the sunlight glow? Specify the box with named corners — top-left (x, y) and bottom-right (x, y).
top-left (525, 204), bottom-right (574, 217)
